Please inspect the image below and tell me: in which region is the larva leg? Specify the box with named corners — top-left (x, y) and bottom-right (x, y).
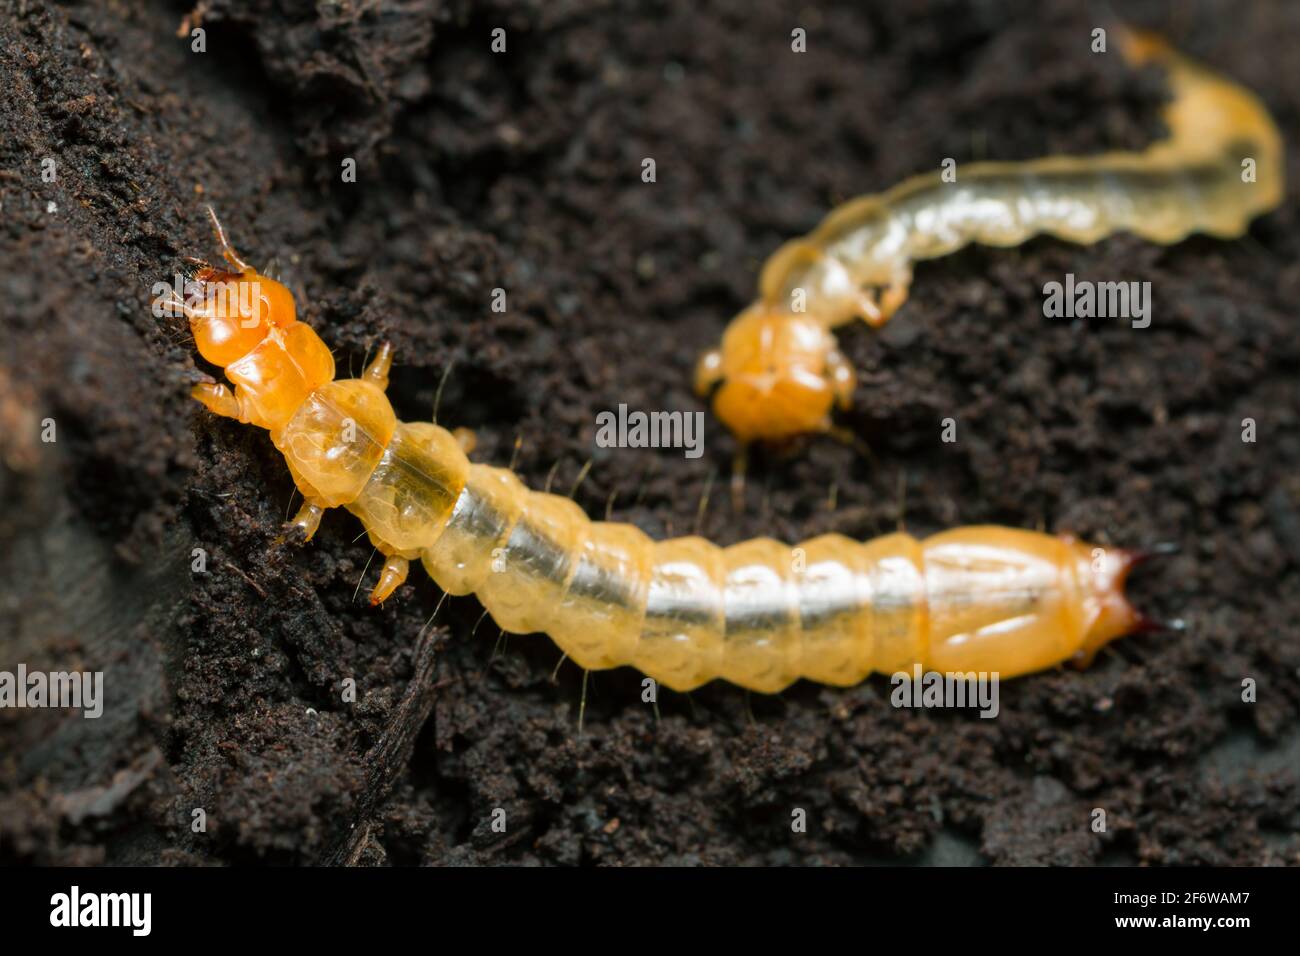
top-left (826, 348), bottom-right (855, 410)
top-left (191, 381), bottom-right (242, 420)
top-left (362, 341), bottom-right (394, 391)
top-left (859, 272), bottom-right (912, 329)
top-left (287, 499), bottom-right (327, 541)
top-left (877, 274), bottom-right (911, 323)
top-left (452, 426), bottom-right (477, 454)
top-left (369, 554), bottom-right (410, 605)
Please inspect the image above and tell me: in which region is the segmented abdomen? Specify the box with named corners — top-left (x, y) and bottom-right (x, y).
top-left (325, 408), bottom-right (1102, 693)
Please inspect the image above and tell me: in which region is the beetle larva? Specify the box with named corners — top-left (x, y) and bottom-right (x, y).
top-left (167, 212), bottom-right (1154, 693)
top-left (694, 29), bottom-right (1285, 444)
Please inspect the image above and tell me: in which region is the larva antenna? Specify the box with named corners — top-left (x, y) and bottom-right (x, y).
top-left (182, 254), bottom-right (214, 274)
top-left (205, 205), bottom-right (253, 273)
top-left (157, 287), bottom-right (201, 320)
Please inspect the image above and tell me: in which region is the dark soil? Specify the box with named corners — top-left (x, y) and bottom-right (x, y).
top-left (2, 0), bottom-right (1298, 866)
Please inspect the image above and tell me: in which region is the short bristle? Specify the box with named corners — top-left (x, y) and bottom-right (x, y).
top-left (1130, 541), bottom-right (1181, 565)
top-left (1131, 612), bottom-right (1187, 635)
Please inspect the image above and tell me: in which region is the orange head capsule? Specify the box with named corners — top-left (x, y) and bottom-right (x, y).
top-left (169, 208), bottom-right (335, 432)
top-left (186, 266), bottom-right (298, 366)
top-left (694, 304), bottom-right (855, 444)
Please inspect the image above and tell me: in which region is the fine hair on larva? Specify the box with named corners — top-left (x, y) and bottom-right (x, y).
top-left (693, 27), bottom-right (1285, 445)
top-left (165, 211), bottom-right (1162, 695)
